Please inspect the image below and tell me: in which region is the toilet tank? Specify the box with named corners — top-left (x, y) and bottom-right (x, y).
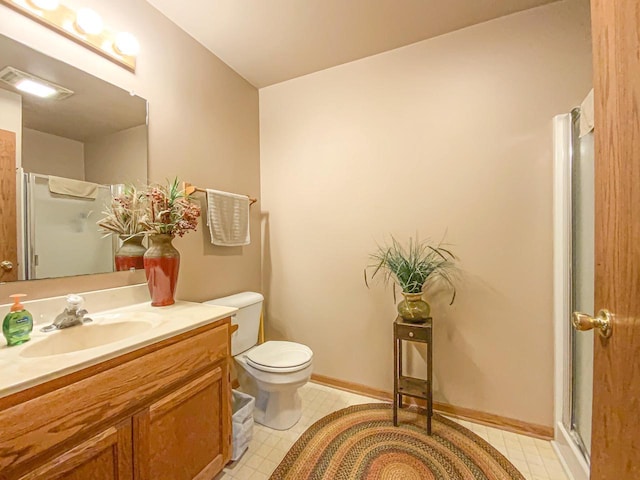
top-left (204, 292), bottom-right (263, 356)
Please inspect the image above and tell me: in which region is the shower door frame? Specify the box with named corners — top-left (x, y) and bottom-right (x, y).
top-left (552, 111), bottom-right (590, 480)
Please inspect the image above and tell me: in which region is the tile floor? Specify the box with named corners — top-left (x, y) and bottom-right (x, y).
top-left (215, 382), bottom-right (569, 480)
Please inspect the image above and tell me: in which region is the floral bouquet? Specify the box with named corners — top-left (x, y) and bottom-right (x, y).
top-left (97, 184), bottom-right (147, 236)
top-left (140, 178), bottom-right (201, 237)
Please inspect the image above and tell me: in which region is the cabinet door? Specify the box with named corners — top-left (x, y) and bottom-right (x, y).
top-left (134, 365), bottom-right (231, 480)
top-left (17, 421), bottom-right (133, 480)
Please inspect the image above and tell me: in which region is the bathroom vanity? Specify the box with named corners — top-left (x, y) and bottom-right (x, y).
top-left (0, 296), bottom-right (236, 480)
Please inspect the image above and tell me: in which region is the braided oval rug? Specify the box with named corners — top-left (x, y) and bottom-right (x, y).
top-left (269, 403), bottom-right (525, 480)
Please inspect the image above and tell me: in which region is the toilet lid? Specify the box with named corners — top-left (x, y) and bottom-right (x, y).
top-left (245, 341), bottom-right (313, 372)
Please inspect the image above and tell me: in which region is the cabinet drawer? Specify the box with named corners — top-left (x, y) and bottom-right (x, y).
top-left (396, 324), bottom-right (430, 342)
top-left (0, 322), bottom-right (229, 477)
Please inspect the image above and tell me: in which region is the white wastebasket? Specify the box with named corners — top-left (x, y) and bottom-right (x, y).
top-left (231, 390), bottom-right (255, 461)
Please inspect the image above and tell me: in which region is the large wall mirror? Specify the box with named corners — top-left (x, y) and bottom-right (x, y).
top-left (0, 33), bottom-right (148, 283)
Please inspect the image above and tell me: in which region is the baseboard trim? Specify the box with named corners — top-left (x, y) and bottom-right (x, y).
top-left (311, 374), bottom-right (391, 401)
top-left (310, 373), bottom-right (553, 440)
top-left (431, 401), bottom-right (554, 440)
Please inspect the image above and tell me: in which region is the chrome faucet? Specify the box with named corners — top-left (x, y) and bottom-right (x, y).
top-left (41, 294), bottom-right (92, 332)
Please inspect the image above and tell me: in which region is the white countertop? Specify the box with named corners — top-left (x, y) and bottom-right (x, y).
top-left (0, 300), bottom-right (237, 400)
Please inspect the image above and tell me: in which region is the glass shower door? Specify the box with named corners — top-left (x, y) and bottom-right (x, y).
top-left (570, 110), bottom-right (594, 460)
top-left (26, 173), bottom-right (114, 279)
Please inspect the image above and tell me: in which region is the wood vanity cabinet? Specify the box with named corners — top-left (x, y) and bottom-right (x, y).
top-left (134, 367), bottom-right (227, 480)
top-left (0, 319), bottom-right (232, 480)
top-left (15, 421), bottom-right (134, 480)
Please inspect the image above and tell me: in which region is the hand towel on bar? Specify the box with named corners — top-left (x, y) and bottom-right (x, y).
top-left (48, 176), bottom-right (99, 199)
top-left (579, 89), bottom-right (595, 137)
top-left (206, 189), bottom-right (250, 246)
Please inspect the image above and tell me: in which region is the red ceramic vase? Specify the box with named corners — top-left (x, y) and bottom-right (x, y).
top-left (114, 234), bottom-right (146, 272)
top-left (143, 234), bottom-right (180, 306)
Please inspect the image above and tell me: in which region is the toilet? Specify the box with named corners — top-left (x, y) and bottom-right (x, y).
top-left (205, 292), bottom-right (313, 430)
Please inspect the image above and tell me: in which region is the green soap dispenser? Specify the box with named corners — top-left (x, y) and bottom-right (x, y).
top-left (2, 294), bottom-right (33, 346)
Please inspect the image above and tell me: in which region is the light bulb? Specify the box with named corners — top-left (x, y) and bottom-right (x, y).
top-left (15, 79), bottom-right (57, 98)
top-left (114, 32), bottom-right (140, 57)
top-left (26, 0), bottom-right (59, 11)
top-left (74, 8), bottom-right (103, 35)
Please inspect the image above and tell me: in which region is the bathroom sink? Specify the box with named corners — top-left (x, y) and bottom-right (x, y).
top-left (20, 312), bottom-right (161, 358)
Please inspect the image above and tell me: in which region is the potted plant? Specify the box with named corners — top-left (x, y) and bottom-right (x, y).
top-left (97, 185), bottom-right (148, 272)
top-left (365, 236), bottom-right (458, 323)
top-left (139, 178), bottom-right (201, 306)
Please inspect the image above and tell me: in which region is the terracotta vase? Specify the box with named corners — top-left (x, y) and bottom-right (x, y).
top-left (143, 234), bottom-right (180, 307)
top-left (397, 292), bottom-right (431, 323)
top-left (114, 234), bottom-right (146, 271)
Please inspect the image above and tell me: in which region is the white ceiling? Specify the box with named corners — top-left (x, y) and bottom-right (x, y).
top-left (0, 34), bottom-right (146, 142)
top-left (146, 0), bottom-right (558, 88)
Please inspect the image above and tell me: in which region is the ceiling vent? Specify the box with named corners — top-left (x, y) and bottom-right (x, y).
top-left (0, 66), bottom-right (74, 100)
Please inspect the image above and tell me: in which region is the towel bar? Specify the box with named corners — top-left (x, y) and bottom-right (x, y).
top-left (183, 182), bottom-right (257, 205)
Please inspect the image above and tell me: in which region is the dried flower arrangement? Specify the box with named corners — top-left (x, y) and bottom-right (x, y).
top-left (97, 184), bottom-right (147, 236)
top-left (139, 178), bottom-right (201, 237)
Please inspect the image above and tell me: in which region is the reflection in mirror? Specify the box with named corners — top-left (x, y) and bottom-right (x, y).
top-left (0, 34), bottom-right (148, 283)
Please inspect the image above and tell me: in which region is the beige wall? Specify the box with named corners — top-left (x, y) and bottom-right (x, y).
top-left (85, 125), bottom-right (148, 185)
top-left (260, 0), bottom-right (592, 427)
top-left (0, 0), bottom-right (260, 301)
top-left (22, 128), bottom-right (85, 180)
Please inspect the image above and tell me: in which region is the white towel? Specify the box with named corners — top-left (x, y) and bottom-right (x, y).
top-left (48, 176), bottom-right (99, 199)
top-left (206, 189), bottom-right (250, 246)
top-left (579, 89), bottom-right (595, 137)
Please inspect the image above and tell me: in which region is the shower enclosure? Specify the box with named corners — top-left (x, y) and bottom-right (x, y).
top-left (23, 172), bottom-right (114, 279)
top-left (553, 106), bottom-right (594, 480)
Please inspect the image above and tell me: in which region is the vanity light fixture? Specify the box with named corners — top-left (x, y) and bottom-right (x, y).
top-left (114, 32), bottom-right (140, 57)
top-left (1, 0), bottom-right (138, 72)
top-left (26, 0), bottom-right (59, 11)
top-left (0, 66), bottom-right (74, 100)
top-left (74, 8), bottom-right (103, 35)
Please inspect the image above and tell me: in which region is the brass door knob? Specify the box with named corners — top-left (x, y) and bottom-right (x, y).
top-left (0, 260), bottom-right (13, 272)
top-left (572, 309), bottom-right (613, 338)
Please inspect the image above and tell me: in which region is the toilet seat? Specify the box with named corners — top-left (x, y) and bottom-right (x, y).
top-left (245, 341), bottom-right (313, 373)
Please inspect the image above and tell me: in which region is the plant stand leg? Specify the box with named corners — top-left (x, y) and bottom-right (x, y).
top-left (427, 327), bottom-right (433, 435)
top-left (393, 331), bottom-right (398, 426)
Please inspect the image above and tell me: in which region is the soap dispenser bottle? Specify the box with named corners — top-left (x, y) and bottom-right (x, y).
top-left (2, 294), bottom-right (33, 346)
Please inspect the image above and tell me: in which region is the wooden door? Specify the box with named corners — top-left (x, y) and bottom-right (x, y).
top-left (589, 1), bottom-right (640, 479)
top-left (134, 366), bottom-right (231, 480)
top-left (0, 129), bottom-right (17, 282)
top-left (16, 421), bottom-right (133, 480)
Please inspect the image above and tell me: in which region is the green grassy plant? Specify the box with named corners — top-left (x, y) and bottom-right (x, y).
top-left (365, 236), bottom-right (458, 304)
